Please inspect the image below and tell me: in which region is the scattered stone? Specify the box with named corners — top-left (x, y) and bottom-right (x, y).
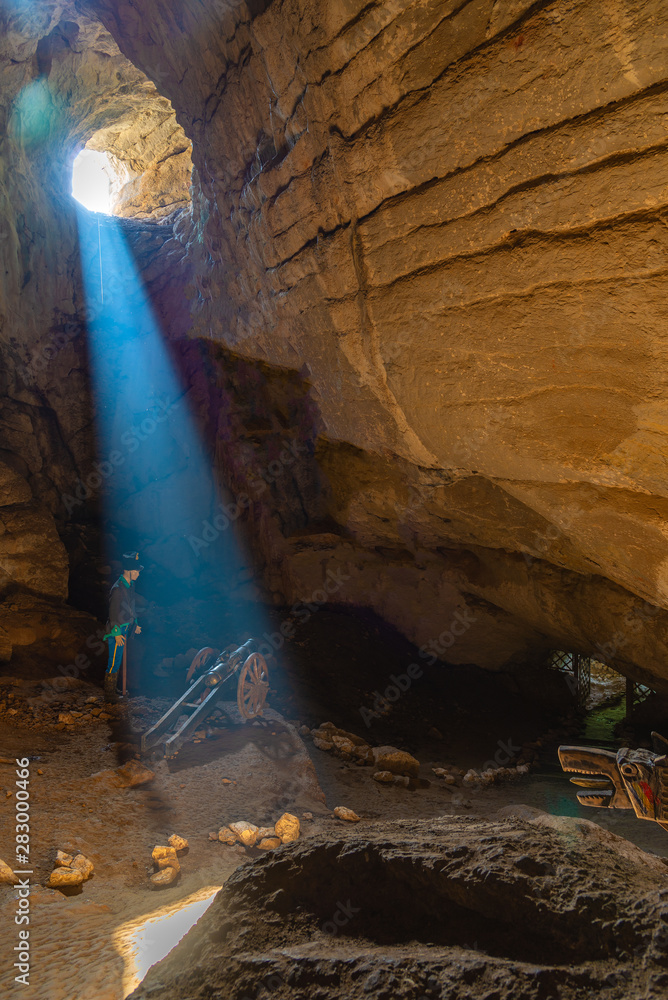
top-left (371, 746), bottom-right (420, 778)
top-left (331, 734), bottom-right (354, 753)
top-left (333, 806), bottom-right (360, 822)
top-left (221, 778), bottom-right (235, 785)
top-left (91, 759), bottom-right (156, 789)
top-left (55, 850), bottom-right (74, 868)
top-left (0, 859), bottom-right (19, 885)
top-left (256, 827), bottom-right (275, 840)
top-left (302, 812), bottom-right (313, 820)
top-left (229, 821), bottom-right (259, 847)
top-left (152, 845), bottom-right (179, 868)
top-left (116, 759), bottom-right (155, 787)
top-left (70, 854), bottom-right (94, 880)
top-left (275, 813), bottom-right (300, 844)
top-left (208, 831), bottom-right (218, 841)
top-left (298, 725), bottom-right (310, 737)
top-left (149, 867), bottom-right (179, 888)
top-left (373, 770), bottom-right (395, 783)
top-left (218, 826), bottom-right (237, 845)
top-left (258, 837), bottom-right (282, 850)
top-left (168, 834), bottom-right (188, 852)
top-left (47, 868), bottom-right (84, 889)
top-left (311, 724), bottom-right (373, 764)
top-left (157, 855), bottom-right (180, 872)
top-left (432, 768), bottom-right (457, 785)
top-left (516, 764), bottom-right (530, 774)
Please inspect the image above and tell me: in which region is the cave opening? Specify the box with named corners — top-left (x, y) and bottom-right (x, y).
top-left (69, 121), bottom-right (193, 221)
top-left (71, 147), bottom-right (116, 214)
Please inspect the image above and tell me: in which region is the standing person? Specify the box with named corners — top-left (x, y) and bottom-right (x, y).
top-left (104, 552), bottom-right (143, 701)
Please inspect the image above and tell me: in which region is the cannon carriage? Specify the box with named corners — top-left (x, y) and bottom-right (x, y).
top-left (141, 638), bottom-right (270, 756)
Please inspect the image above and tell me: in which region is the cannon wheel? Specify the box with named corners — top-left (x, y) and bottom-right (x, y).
top-left (237, 653), bottom-right (270, 720)
top-left (186, 647), bottom-right (220, 687)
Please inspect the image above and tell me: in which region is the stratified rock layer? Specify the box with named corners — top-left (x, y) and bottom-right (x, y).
top-left (129, 810), bottom-right (668, 1000)
top-left (2, 0), bottom-right (668, 687)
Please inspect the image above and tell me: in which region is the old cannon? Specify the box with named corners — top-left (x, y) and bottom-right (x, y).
top-left (141, 638), bottom-right (270, 756)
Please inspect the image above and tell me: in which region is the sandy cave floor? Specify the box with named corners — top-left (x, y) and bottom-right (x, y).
top-left (1, 607), bottom-right (668, 999)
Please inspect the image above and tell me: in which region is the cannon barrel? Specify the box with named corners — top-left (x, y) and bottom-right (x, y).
top-left (203, 638), bottom-right (258, 686)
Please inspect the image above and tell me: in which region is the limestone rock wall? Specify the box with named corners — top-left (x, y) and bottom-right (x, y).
top-left (0, 2), bottom-right (188, 658)
top-left (83, 0), bottom-right (668, 687)
top-left (0, 460), bottom-right (67, 598)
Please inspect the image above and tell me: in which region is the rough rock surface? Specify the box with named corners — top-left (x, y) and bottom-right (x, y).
top-left (274, 812), bottom-right (300, 844)
top-left (257, 837), bottom-right (281, 850)
top-left (3, 0), bottom-right (668, 690)
top-left (46, 867), bottom-right (84, 889)
top-left (167, 834), bottom-right (188, 852)
top-left (91, 759), bottom-right (155, 789)
top-left (333, 805), bottom-right (360, 823)
top-left (0, 859), bottom-right (19, 885)
top-left (371, 745), bottom-right (420, 778)
top-left (228, 821), bottom-right (259, 847)
top-left (129, 811), bottom-right (668, 1000)
top-left (0, 461), bottom-right (68, 598)
top-left (149, 866), bottom-right (179, 888)
top-left (70, 853), bottom-right (94, 879)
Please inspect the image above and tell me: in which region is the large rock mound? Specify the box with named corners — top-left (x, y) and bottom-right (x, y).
top-left (130, 811), bottom-right (668, 1000)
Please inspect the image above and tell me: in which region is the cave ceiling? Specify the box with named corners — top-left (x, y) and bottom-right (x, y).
top-left (2, 0), bottom-right (668, 691)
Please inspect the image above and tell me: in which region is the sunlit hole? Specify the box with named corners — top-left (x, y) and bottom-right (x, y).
top-left (71, 148), bottom-right (117, 214)
top-left (114, 885), bottom-right (221, 997)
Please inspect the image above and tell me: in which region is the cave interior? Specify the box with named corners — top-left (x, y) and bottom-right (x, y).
top-left (2, 1), bottom-right (668, 998)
